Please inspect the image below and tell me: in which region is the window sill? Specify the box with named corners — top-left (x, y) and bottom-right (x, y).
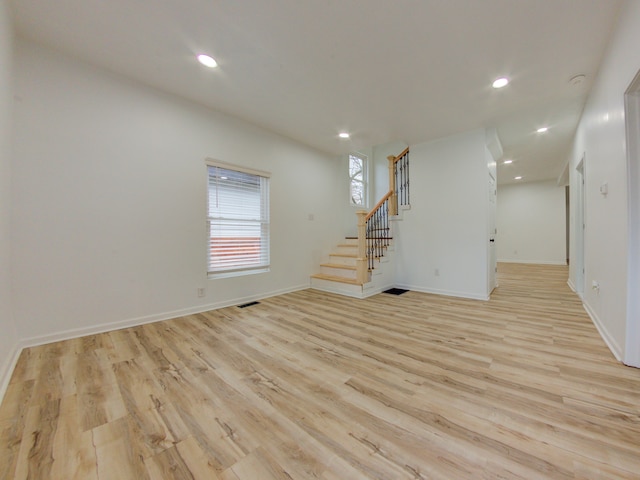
top-left (208, 267), bottom-right (270, 280)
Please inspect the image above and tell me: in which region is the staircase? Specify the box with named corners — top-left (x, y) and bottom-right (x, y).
top-left (310, 147), bottom-right (409, 298)
top-left (310, 238), bottom-right (367, 295)
top-left (310, 235), bottom-right (397, 298)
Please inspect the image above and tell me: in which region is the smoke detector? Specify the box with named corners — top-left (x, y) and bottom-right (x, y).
top-left (569, 74), bottom-right (586, 86)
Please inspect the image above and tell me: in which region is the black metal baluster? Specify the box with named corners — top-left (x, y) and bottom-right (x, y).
top-left (384, 199), bottom-right (389, 247)
top-left (401, 158), bottom-right (405, 205)
top-left (367, 217), bottom-right (372, 270)
top-left (396, 151), bottom-right (409, 207)
top-left (403, 153), bottom-right (408, 205)
top-left (374, 209), bottom-right (378, 266)
top-left (398, 157), bottom-right (405, 205)
top-left (405, 152), bottom-right (409, 206)
top-left (371, 212), bottom-right (375, 267)
top-left (396, 161), bottom-right (400, 211)
top-left (396, 160), bottom-right (400, 210)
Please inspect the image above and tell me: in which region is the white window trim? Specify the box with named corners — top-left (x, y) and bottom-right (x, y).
top-left (205, 158), bottom-right (271, 279)
top-left (205, 158), bottom-right (271, 179)
top-left (349, 152), bottom-right (368, 208)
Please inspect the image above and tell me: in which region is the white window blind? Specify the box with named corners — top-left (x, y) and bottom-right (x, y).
top-left (207, 162), bottom-right (270, 276)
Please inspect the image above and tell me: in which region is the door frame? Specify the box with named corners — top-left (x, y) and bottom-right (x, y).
top-left (488, 171), bottom-right (497, 294)
top-left (624, 71), bottom-right (640, 367)
top-left (575, 155), bottom-right (586, 298)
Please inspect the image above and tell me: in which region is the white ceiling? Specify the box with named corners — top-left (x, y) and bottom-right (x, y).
top-left (10, 0), bottom-right (623, 184)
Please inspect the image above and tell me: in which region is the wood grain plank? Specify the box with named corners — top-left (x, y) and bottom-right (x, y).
top-left (0, 380), bottom-right (34, 479)
top-left (1, 263), bottom-right (639, 479)
top-left (13, 399), bottom-right (60, 480)
top-left (77, 349), bottom-right (126, 431)
top-left (92, 416), bottom-right (151, 480)
top-left (50, 395), bottom-right (98, 480)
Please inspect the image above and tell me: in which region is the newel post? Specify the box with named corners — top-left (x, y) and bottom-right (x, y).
top-left (387, 155), bottom-right (398, 216)
top-left (356, 210), bottom-right (368, 284)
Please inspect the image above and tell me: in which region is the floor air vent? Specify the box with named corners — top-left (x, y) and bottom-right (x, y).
top-left (383, 288), bottom-right (409, 295)
top-left (237, 301), bottom-right (260, 308)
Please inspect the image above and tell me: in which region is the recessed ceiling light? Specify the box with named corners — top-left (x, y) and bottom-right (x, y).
top-left (338, 132), bottom-right (350, 139)
top-left (197, 54), bottom-right (218, 68)
top-left (503, 159), bottom-right (513, 164)
top-left (537, 127), bottom-right (549, 133)
top-left (492, 77), bottom-right (509, 89)
top-left (515, 176), bottom-right (523, 180)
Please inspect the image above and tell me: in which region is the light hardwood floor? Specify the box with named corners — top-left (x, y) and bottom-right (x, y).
top-left (1, 263), bottom-right (639, 479)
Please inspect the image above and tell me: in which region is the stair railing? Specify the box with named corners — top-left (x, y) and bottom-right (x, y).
top-left (388, 146), bottom-right (410, 215)
top-left (355, 147), bottom-right (409, 283)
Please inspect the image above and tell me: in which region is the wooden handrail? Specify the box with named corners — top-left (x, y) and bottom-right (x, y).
top-left (391, 146), bottom-right (409, 164)
top-left (365, 191), bottom-right (392, 221)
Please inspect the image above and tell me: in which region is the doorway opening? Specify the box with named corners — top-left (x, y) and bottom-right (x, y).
top-left (624, 69), bottom-right (640, 367)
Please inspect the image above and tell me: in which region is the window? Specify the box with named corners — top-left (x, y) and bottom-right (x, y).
top-left (349, 152), bottom-right (367, 206)
top-left (207, 161), bottom-right (270, 277)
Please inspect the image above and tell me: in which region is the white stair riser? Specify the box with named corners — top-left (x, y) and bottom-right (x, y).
top-left (335, 245), bottom-right (358, 254)
top-left (329, 255), bottom-right (357, 266)
top-left (319, 266), bottom-right (357, 279)
top-left (310, 278), bottom-right (364, 297)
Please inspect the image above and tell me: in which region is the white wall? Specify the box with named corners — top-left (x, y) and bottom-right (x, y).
top-left (568, 0), bottom-right (640, 364)
top-left (394, 130), bottom-right (489, 299)
top-left (497, 180), bottom-right (567, 265)
top-left (0, 0), bottom-right (19, 398)
top-left (11, 40), bottom-right (342, 345)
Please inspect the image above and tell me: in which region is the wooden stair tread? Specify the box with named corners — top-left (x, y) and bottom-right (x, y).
top-left (320, 263), bottom-right (356, 270)
top-left (310, 273), bottom-right (363, 285)
top-left (329, 253), bottom-right (357, 258)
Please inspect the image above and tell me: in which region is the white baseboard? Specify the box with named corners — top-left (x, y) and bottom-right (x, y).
top-left (624, 335), bottom-right (640, 368)
top-left (498, 259), bottom-right (568, 266)
top-left (394, 284), bottom-right (489, 301)
top-left (19, 284), bottom-right (309, 350)
top-left (0, 343), bottom-right (23, 404)
top-left (582, 301), bottom-right (623, 362)
top-left (309, 283), bottom-right (365, 299)
top-left (363, 282), bottom-right (396, 298)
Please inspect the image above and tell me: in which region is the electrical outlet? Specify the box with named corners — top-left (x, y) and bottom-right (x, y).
top-left (197, 287), bottom-right (205, 297)
top-left (435, 268), bottom-right (440, 277)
